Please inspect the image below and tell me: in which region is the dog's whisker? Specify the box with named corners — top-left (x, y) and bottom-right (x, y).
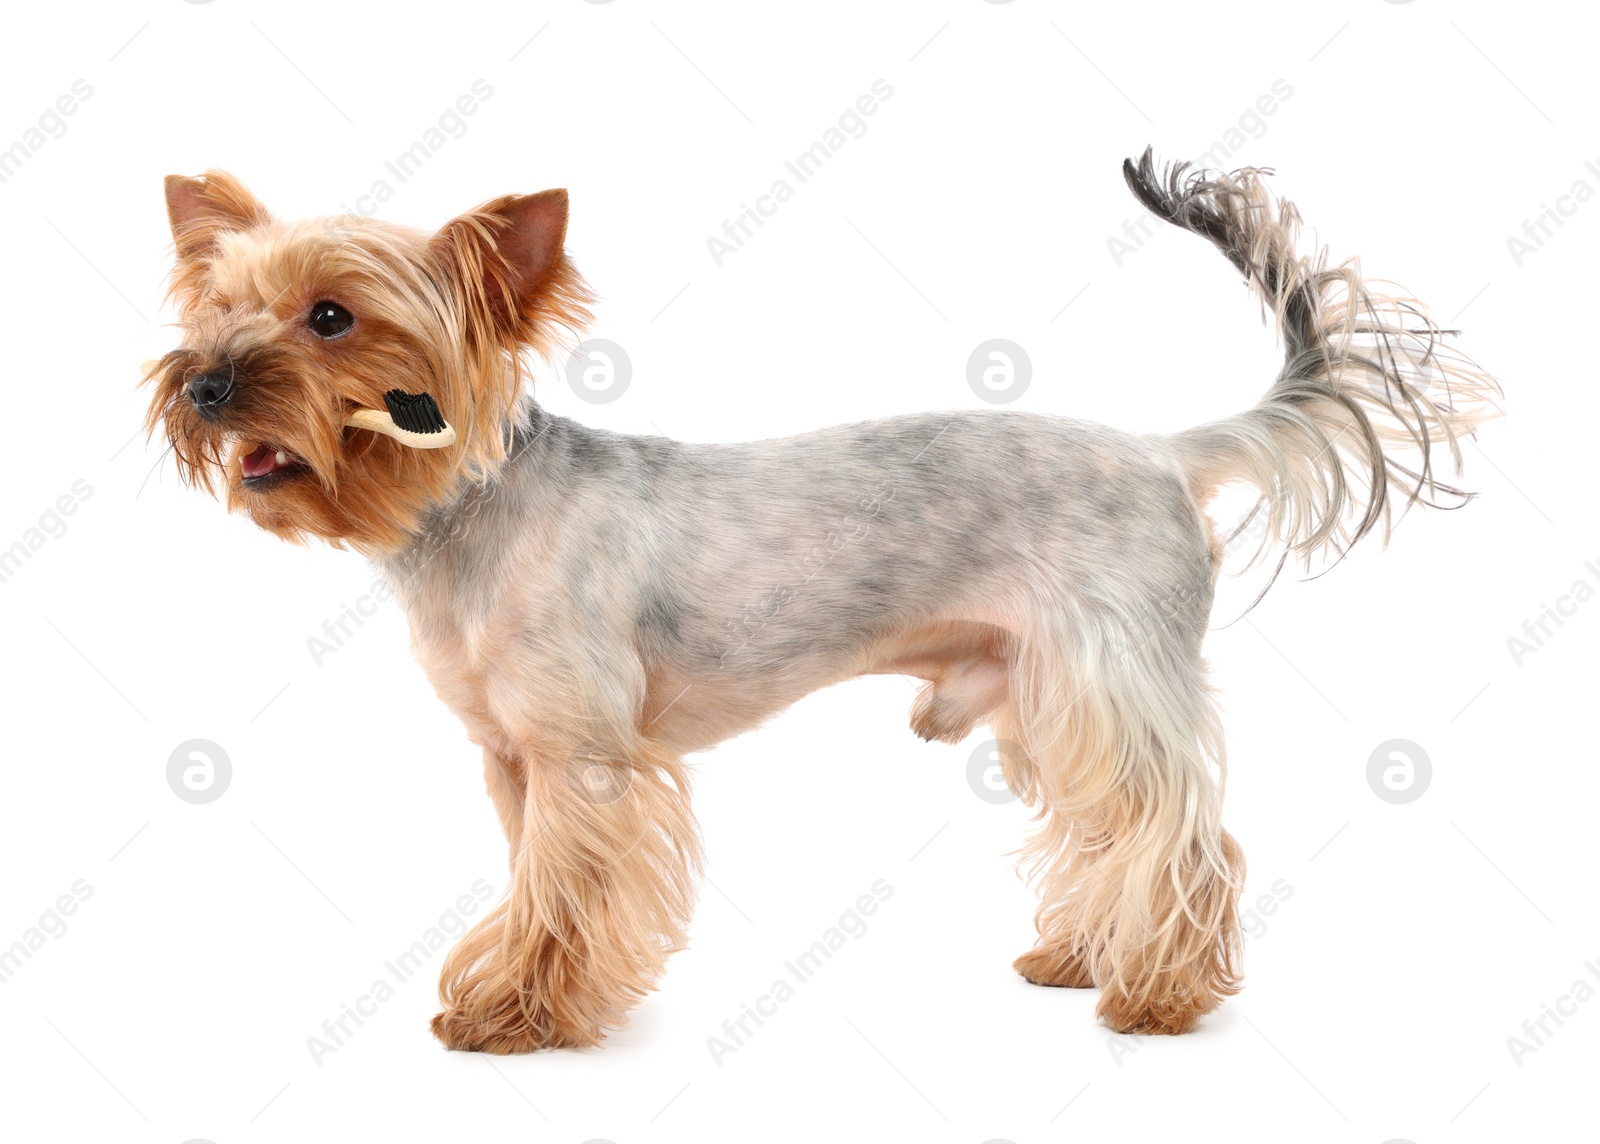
top-left (135, 439), bottom-right (177, 500)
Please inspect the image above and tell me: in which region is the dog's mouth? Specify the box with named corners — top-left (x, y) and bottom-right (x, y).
top-left (239, 442), bottom-right (310, 489)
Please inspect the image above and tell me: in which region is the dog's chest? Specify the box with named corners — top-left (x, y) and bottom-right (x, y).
top-left (384, 562), bottom-right (536, 753)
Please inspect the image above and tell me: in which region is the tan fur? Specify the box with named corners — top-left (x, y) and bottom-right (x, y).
top-left (147, 171), bottom-right (591, 551)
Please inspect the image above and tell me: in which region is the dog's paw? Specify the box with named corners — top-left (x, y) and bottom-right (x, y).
top-left (431, 1004), bottom-right (599, 1053)
top-left (1013, 944), bottom-right (1095, 989)
top-left (1094, 987), bottom-right (1211, 1036)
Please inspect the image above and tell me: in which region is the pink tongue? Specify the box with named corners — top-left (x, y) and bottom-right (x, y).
top-left (241, 443), bottom-right (282, 479)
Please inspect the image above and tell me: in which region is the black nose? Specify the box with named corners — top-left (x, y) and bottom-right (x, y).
top-left (187, 371), bottom-right (235, 419)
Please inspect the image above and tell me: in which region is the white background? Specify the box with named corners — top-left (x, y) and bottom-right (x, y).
top-left (0, 2), bottom-right (1594, 1141)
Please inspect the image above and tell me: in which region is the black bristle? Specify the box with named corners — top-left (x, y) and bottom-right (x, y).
top-left (383, 389), bottom-right (446, 434)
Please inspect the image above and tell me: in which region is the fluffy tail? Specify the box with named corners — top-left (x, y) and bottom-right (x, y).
top-left (1123, 148), bottom-right (1502, 574)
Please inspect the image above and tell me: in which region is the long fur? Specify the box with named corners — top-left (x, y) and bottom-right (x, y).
top-left (146, 172), bottom-right (592, 550)
top-left (147, 155), bottom-right (1502, 1049)
top-left (1123, 148), bottom-right (1501, 577)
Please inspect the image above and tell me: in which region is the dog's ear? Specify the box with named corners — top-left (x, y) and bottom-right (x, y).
top-left (432, 190), bottom-right (576, 340)
top-left (164, 171), bottom-right (272, 261)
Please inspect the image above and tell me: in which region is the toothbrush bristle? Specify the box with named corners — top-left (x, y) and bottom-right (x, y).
top-left (382, 389), bottom-right (447, 434)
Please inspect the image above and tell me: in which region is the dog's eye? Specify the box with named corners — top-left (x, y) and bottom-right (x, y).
top-left (308, 301), bottom-right (353, 339)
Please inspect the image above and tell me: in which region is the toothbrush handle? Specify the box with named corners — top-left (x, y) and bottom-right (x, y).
top-left (345, 408), bottom-right (458, 450)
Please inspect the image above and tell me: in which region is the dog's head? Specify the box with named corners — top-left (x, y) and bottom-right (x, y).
top-left (146, 171), bottom-right (591, 551)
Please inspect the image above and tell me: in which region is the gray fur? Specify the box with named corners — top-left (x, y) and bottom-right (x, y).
top-left (383, 406), bottom-right (1212, 753)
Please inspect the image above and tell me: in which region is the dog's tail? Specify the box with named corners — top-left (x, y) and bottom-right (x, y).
top-left (1123, 148), bottom-right (1502, 576)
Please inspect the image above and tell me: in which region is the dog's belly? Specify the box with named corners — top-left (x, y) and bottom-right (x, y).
top-left (641, 615), bottom-right (1015, 754)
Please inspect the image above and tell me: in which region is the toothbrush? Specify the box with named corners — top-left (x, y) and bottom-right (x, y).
top-left (140, 362), bottom-right (456, 451)
top-left (346, 390), bottom-right (456, 449)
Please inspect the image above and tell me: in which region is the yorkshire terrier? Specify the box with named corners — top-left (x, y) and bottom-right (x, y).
top-left (145, 150), bottom-right (1499, 1051)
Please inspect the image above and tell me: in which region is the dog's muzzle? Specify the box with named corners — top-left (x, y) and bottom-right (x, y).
top-left (187, 371), bottom-right (235, 421)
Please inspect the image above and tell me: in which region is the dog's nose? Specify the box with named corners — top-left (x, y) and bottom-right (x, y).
top-left (187, 371), bottom-right (234, 419)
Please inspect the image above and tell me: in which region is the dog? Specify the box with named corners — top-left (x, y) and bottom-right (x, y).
top-left (144, 150), bottom-right (1500, 1050)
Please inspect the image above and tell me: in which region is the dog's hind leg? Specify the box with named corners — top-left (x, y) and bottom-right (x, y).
top-left (1006, 593), bottom-right (1245, 1033)
top-left (984, 708), bottom-right (1097, 990)
top-left (433, 735), bottom-right (700, 1051)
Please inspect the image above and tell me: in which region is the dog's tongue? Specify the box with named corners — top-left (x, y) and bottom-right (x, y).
top-left (241, 443), bottom-right (292, 479)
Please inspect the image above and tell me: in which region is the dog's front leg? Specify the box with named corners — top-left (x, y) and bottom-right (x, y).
top-left (480, 747), bottom-right (525, 850)
top-left (432, 736), bottom-right (700, 1052)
